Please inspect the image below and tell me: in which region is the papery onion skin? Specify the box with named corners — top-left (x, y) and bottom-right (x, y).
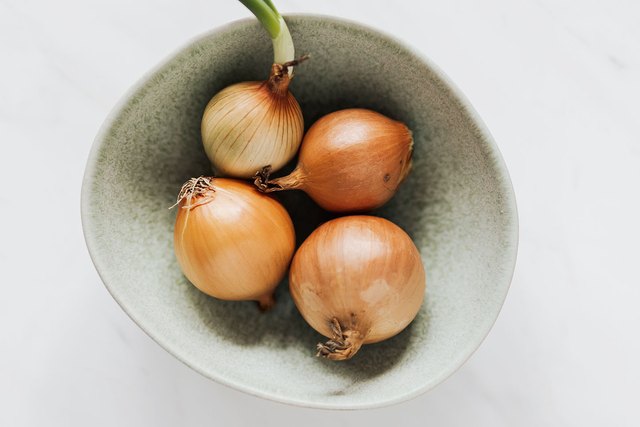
top-left (201, 65), bottom-right (304, 179)
top-left (289, 216), bottom-right (426, 360)
top-left (255, 108), bottom-right (413, 212)
top-left (173, 177), bottom-right (295, 309)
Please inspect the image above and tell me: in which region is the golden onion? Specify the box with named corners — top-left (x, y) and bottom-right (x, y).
top-left (173, 177), bottom-right (295, 310)
top-left (289, 215), bottom-right (426, 360)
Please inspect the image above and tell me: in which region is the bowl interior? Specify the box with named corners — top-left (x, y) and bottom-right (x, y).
top-left (82, 16), bottom-right (517, 409)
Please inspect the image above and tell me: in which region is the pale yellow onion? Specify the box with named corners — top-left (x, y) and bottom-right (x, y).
top-left (201, 64), bottom-right (304, 178)
top-left (289, 216), bottom-right (426, 360)
top-left (200, 0), bottom-right (305, 178)
top-left (255, 108), bottom-right (413, 212)
top-left (173, 177), bottom-right (295, 309)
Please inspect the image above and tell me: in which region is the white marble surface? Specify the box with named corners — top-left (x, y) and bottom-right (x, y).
top-left (1, 0), bottom-right (639, 425)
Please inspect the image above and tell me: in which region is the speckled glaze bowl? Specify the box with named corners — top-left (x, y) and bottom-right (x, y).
top-left (81, 15), bottom-right (518, 409)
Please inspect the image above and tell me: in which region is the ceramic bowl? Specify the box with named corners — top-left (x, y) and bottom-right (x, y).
top-left (81, 15), bottom-right (518, 409)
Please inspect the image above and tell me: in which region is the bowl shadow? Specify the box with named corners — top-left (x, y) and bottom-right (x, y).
top-left (186, 275), bottom-right (425, 383)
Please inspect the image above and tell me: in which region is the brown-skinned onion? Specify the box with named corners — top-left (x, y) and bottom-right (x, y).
top-left (255, 108), bottom-right (413, 212)
top-left (289, 215), bottom-right (426, 360)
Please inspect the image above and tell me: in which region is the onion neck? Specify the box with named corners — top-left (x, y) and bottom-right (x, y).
top-left (316, 318), bottom-right (365, 361)
top-left (254, 165), bottom-right (305, 192)
top-left (266, 63), bottom-right (292, 96)
top-left (265, 54), bottom-right (310, 96)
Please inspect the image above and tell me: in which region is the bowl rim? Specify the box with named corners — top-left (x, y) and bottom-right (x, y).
top-left (81, 13), bottom-right (519, 410)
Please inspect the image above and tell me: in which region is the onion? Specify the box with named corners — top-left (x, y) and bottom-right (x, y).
top-left (289, 216), bottom-right (426, 360)
top-left (201, 0), bottom-right (307, 178)
top-left (255, 108), bottom-right (413, 212)
top-left (173, 177), bottom-right (295, 310)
